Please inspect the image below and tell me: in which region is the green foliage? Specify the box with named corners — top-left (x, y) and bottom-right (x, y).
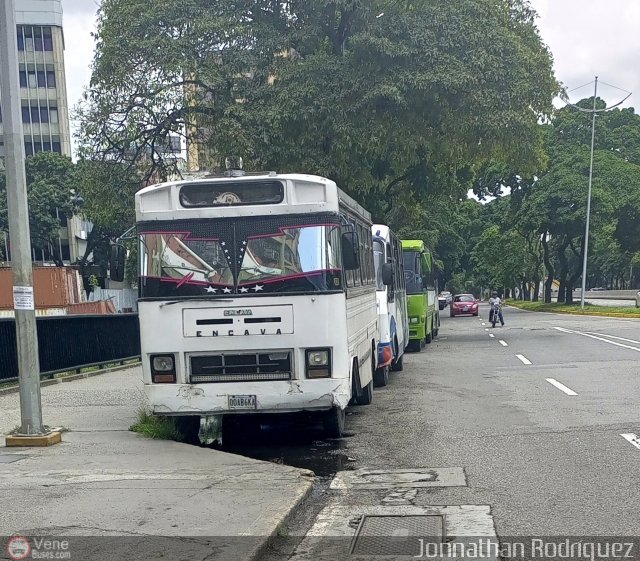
top-left (77, 0), bottom-right (558, 262)
top-left (507, 300), bottom-right (640, 318)
top-left (130, 408), bottom-right (185, 441)
top-left (0, 152), bottom-right (76, 264)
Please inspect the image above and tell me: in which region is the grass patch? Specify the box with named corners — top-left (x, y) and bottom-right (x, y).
top-left (506, 300), bottom-right (640, 318)
top-left (130, 407), bottom-right (185, 441)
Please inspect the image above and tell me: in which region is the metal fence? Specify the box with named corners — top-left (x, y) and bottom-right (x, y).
top-left (0, 314), bottom-right (141, 383)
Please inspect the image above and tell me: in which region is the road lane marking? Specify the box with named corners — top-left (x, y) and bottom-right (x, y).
top-left (545, 378), bottom-right (577, 396)
top-left (516, 354), bottom-right (532, 365)
top-left (481, 322), bottom-right (486, 326)
top-left (499, 340), bottom-right (508, 347)
top-left (489, 334), bottom-right (495, 338)
top-left (621, 433), bottom-right (640, 450)
top-left (553, 327), bottom-right (640, 353)
top-left (585, 332), bottom-right (640, 345)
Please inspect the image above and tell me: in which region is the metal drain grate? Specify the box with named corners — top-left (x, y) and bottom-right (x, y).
top-left (350, 515), bottom-right (445, 556)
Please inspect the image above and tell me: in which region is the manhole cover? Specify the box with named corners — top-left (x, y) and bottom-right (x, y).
top-left (0, 455), bottom-right (27, 464)
top-left (350, 515), bottom-right (445, 556)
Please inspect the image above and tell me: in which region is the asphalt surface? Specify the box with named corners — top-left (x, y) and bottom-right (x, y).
top-left (257, 305), bottom-right (640, 557)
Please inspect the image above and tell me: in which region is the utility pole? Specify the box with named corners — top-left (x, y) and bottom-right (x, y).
top-left (579, 77), bottom-right (598, 310)
top-left (1, 0), bottom-right (59, 445)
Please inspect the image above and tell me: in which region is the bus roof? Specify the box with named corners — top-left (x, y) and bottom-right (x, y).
top-left (401, 239), bottom-right (426, 252)
top-left (135, 172), bottom-right (370, 223)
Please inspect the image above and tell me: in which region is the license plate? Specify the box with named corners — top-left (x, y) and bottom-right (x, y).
top-left (228, 395), bottom-right (257, 410)
top-left (463, 306), bottom-right (469, 312)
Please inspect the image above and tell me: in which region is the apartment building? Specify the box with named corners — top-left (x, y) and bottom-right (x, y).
top-left (1, 0), bottom-right (72, 159)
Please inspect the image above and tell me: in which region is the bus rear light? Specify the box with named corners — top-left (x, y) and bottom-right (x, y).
top-left (305, 348), bottom-right (332, 378)
top-left (151, 354), bottom-right (176, 383)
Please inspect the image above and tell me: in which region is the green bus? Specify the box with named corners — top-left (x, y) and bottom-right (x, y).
top-left (401, 240), bottom-right (439, 352)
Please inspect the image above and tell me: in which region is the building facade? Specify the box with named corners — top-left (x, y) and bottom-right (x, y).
top-left (0, 0), bottom-right (72, 160)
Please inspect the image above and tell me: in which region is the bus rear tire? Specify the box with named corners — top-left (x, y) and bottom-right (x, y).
top-left (426, 331), bottom-right (432, 344)
top-left (356, 379), bottom-right (373, 405)
top-left (374, 366), bottom-right (389, 387)
top-left (391, 353), bottom-right (403, 371)
top-left (323, 407), bottom-right (345, 438)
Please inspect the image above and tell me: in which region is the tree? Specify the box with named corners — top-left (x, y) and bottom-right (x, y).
top-left (77, 0), bottom-right (557, 213)
top-left (73, 160), bottom-right (140, 280)
top-left (0, 152), bottom-right (76, 265)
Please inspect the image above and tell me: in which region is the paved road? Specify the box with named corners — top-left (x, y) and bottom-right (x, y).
top-left (262, 305), bottom-right (640, 558)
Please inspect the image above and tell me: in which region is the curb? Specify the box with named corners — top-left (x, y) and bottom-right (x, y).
top-left (0, 361), bottom-right (141, 396)
top-left (248, 471), bottom-right (315, 561)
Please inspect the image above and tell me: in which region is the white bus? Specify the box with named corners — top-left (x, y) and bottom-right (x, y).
top-left (371, 225), bottom-right (409, 386)
top-left (113, 172), bottom-right (378, 438)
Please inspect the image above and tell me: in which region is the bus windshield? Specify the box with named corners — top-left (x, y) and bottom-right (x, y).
top-left (138, 218), bottom-right (343, 298)
top-left (403, 251), bottom-right (423, 295)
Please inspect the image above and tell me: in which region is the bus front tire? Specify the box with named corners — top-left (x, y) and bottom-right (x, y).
top-left (374, 366), bottom-right (389, 387)
top-left (323, 407), bottom-right (345, 438)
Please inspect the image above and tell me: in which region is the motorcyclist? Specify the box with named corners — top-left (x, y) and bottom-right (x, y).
top-left (488, 291), bottom-right (504, 326)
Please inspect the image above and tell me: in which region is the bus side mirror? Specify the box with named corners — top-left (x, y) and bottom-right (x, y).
top-left (341, 231), bottom-right (360, 271)
top-left (382, 262), bottom-right (393, 286)
top-left (110, 244), bottom-right (126, 283)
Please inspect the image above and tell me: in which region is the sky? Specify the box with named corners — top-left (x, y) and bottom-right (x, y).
top-left (60, 0), bottom-right (639, 150)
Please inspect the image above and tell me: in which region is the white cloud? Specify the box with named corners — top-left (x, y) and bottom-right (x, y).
top-left (61, 0), bottom-right (99, 155)
top-left (529, 0), bottom-right (637, 109)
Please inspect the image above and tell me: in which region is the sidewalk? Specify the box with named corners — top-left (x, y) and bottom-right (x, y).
top-left (0, 368), bottom-right (314, 560)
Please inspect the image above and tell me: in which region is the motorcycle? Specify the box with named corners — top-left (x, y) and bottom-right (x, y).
top-left (490, 301), bottom-right (503, 327)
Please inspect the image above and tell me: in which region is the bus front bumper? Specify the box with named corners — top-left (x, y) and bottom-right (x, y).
top-left (146, 378), bottom-right (351, 416)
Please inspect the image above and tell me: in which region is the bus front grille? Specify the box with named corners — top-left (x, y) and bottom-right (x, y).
top-left (189, 352), bottom-right (292, 383)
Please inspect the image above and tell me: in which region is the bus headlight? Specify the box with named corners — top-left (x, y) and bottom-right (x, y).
top-left (305, 349), bottom-right (332, 378)
top-left (410, 317), bottom-right (419, 324)
top-left (151, 354), bottom-right (176, 383)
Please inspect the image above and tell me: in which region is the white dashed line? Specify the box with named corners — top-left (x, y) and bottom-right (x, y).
top-left (621, 433), bottom-right (640, 450)
top-left (489, 334), bottom-right (495, 338)
top-left (499, 340), bottom-right (508, 347)
top-left (545, 378), bottom-right (577, 396)
top-left (481, 323), bottom-right (486, 326)
top-left (516, 354), bottom-right (532, 365)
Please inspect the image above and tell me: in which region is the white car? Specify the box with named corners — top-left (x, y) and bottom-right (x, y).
top-left (636, 291), bottom-right (640, 308)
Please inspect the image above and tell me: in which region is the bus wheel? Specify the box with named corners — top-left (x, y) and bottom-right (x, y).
top-left (391, 354), bottom-right (404, 372)
top-left (374, 366), bottom-right (389, 387)
top-left (426, 331), bottom-right (432, 343)
top-left (406, 339), bottom-right (421, 353)
top-left (323, 407), bottom-right (345, 438)
top-left (356, 379), bottom-right (373, 405)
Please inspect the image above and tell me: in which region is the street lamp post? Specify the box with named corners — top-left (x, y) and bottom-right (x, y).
top-left (563, 77), bottom-right (631, 309)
